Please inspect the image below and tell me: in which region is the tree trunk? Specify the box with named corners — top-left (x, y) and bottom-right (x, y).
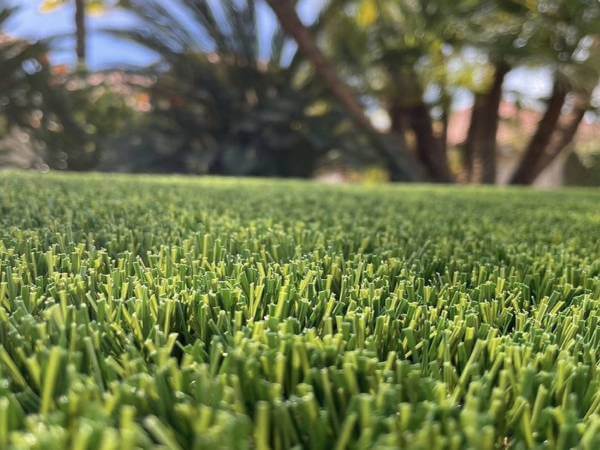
top-left (287, 0), bottom-right (345, 73)
top-left (75, 0), bottom-right (86, 65)
top-left (389, 102), bottom-right (408, 136)
top-left (463, 95), bottom-right (483, 181)
top-left (510, 78), bottom-right (568, 185)
top-left (388, 72), bottom-right (453, 183)
top-left (440, 93), bottom-right (450, 152)
top-left (264, 0), bottom-right (424, 181)
top-left (526, 96), bottom-right (588, 182)
top-left (403, 102), bottom-right (452, 182)
top-left (463, 61), bottom-right (509, 184)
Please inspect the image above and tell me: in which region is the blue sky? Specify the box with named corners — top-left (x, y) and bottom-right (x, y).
top-left (5, 0), bottom-right (327, 69)
top-left (6, 0), bottom-right (154, 68)
top-left (5, 0), bottom-right (553, 108)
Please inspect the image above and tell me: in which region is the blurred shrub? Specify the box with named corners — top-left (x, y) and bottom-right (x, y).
top-left (0, 7), bottom-right (55, 169)
top-left (565, 147), bottom-right (600, 186)
top-left (113, 0), bottom-right (368, 178)
top-left (0, 6), bottom-right (132, 171)
top-left (38, 71), bottom-right (145, 170)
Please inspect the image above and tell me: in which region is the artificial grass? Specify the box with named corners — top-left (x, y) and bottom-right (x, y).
top-left (0, 172), bottom-right (599, 449)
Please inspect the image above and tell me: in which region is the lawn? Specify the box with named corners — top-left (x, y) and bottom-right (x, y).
top-left (0, 172), bottom-right (599, 449)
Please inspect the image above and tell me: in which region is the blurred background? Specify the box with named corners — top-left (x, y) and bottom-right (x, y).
top-left (0, 0), bottom-right (598, 185)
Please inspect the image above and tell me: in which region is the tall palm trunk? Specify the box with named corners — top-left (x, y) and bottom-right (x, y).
top-left (75, 0), bottom-right (86, 65)
top-left (463, 61), bottom-right (509, 184)
top-left (264, 0), bottom-right (424, 181)
top-left (510, 78), bottom-right (567, 185)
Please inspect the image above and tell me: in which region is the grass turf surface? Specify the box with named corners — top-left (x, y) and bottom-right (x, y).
top-left (0, 172), bottom-right (599, 449)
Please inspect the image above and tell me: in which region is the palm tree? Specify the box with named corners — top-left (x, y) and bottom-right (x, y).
top-left (115, 0), bottom-right (376, 177)
top-left (40, 0), bottom-right (112, 66)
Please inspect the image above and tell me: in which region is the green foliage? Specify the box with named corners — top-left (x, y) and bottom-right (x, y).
top-left (323, 0), bottom-right (599, 106)
top-left (0, 172), bottom-right (599, 449)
